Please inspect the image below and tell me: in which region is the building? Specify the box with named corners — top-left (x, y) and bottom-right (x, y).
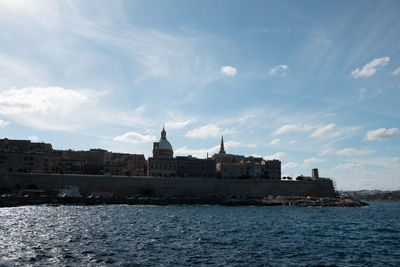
top-left (147, 127), bottom-right (216, 177)
top-left (0, 138), bottom-right (146, 176)
top-left (212, 136), bottom-right (281, 179)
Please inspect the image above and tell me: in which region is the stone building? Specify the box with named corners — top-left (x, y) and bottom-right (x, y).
top-left (0, 139), bottom-right (56, 173)
top-left (212, 136), bottom-right (281, 179)
top-left (0, 138), bottom-right (146, 176)
top-left (147, 127), bottom-right (216, 177)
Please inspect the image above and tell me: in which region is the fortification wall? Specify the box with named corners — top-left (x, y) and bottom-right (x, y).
top-left (0, 173), bottom-right (336, 198)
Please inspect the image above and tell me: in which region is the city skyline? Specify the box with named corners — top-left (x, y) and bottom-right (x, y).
top-left (0, 0), bottom-right (399, 190)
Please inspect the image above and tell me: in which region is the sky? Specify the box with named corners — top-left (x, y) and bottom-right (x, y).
top-left (0, 0), bottom-right (399, 190)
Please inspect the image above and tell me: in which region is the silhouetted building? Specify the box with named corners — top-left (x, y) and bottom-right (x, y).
top-left (147, 127), bottom-right (216, 177)
top-left (212, 136), bottom-right (281, 179)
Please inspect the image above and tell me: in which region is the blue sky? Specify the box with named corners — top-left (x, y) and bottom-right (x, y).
top-left (0, 0), bottom-right (399, 190)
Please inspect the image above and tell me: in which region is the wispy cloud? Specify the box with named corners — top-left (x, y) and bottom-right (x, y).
top-left (323, 113), bottom-right (336, 118)
top-left (0, 119), bottom-right (9, 126)
top-left (113, 131), bottom-right (156, 144)
top-left (186, 124), bottom-right (234, 139)
top-left (269, 64), bottom-right (288, 76)
top-left (392, 67), bottom-right (400, 76)
top-left (269, 138), bottom-right (280, 145)
top-left (282, 162), bottom-right (299, 169)
top-left (274, 124), bottom-right (312, 135)
top-left (365, 128), bottom-right (399, 141)
top-left (304, 157), bottom-right (326, 166)
top-left (351, 56), bottom-right (390, 78)
top-left (309, 123), bottom-right (336, 138)
top-left (220, 66), bottom-right (237, 76)
top-left (335, 148), bottom-right (375, 156)
top-left (358, 88), bottom-right (366, 101)
top-left (333, 163), bottom-right (363, 170)
top-left (165, 119), bottom-right (196, 130)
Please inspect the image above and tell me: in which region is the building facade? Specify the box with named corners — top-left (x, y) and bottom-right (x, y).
top-left (0, 139), bottom-right (146, 176)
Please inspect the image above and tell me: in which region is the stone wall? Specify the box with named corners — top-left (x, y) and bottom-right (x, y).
top-left (0, 172), bottom-right (336, 198)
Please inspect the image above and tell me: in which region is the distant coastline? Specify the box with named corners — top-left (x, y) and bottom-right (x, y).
top-left (341, 190), bottom-right (400, 201)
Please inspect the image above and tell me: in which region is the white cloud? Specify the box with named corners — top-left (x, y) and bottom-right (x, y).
top-left (0, 86), bottom-right (101, 131)
top-left (0, 86), bottom-right (156, 133)
top-left (28, 136), bottom-right (39, 141)
top-left (288, 140), bottom-right (296, 145)
top-left (393, 157), bottom-right (400, 164)
top-left (220, 66), bottom-right (237, 76)
top-left (269, 64), bottom-right (288, 76)
top-left (264, 152), bottom-right (285, 160)
top-left (274, 124), bottom-right (312, 135)
top-left (335, 148), bottom-right (375, 157)
top-left (392, 67), bottom-right (400, 76)
top-left (165, 119), bottom-right (196, 129)
top-left (333, 163), bottom-right (362, 170)
top-left (359, 88), bottom-right (366, 101)
top-left (186, 124), bottom-right (234, 139)
top-left (365, 128), bottom-right (399, 141)
top-left (309, 123), bottom-right (336, 138)
top-left (0, 119), bottom-right (9, 126)
top-left (351, 56), bottom-right (390, 78)
top-left (113, 131), bottom-right (156, 144)
top-left (304, 157), bottom-right (326, 166)
top-left (270, 138), bottom-right (280, 145)
top-left (135, 105), bottom-right (147, 113)
top-left (319, 149), bottom-right (333, 156)
top-left (0, 86), bottom-right (89, 115)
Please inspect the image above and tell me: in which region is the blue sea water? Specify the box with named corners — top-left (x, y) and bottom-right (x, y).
top-left (0, 202), bottom-right (399, 266)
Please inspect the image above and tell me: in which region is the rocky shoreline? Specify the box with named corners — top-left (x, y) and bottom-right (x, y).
top-left (0, 195), bottom-right (368, 208)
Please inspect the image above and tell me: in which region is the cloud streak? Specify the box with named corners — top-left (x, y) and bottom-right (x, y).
top-left (269, 64), bottom-right (288, 76)
top-left (351, 56), bottom-right (390, 78)
top-left (309, 123), bottom-right (336, 138)
top-left (113, 131), bottom-right (156, 144)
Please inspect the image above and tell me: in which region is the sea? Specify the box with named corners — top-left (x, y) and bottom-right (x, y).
top-left (0, 202), bottom-right (399, 266)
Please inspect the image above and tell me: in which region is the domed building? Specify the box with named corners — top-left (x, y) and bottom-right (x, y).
top-left (152, 126), bottom-right (173, 158)
top-left (147, 126), bottom-right (216, 178)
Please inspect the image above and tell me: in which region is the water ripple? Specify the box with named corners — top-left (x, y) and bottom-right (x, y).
top-left (0, 202), bottom-right (399, 266)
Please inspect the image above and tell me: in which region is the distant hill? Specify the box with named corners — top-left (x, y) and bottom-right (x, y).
top-left (340, 190), bottom-right (400, 201)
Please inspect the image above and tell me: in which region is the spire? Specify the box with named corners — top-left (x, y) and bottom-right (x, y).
top-left (219, 135), bottom-right (225, 154)
top-left (161, 125), bottom-right (166, 139)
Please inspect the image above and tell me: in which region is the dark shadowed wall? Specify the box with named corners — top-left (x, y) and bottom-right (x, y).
top-left (0, 173), bottom-right (336, 198)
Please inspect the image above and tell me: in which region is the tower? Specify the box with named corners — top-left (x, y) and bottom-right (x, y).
top-left (219, 135), bottom-right (225, 155)
top-left (312, 168), bottom-right (319, 180)
top-left (161, 125), bottom-right (166, 139)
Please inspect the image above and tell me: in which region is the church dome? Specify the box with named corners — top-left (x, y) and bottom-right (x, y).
top-left (159, 138), bottom-right (173, 151)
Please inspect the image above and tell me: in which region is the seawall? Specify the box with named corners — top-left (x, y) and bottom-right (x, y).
top-left (0, 173), bottom-right (336, 198)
